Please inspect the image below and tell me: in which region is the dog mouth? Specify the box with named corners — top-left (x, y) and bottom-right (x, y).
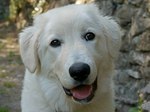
top-left (63, 78), bottom-right (97, 103)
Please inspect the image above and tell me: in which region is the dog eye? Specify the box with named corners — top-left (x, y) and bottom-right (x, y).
top-left (84, 32), bottom-right (95, 41)
top-left (50, 39), bottom-right (61, 47)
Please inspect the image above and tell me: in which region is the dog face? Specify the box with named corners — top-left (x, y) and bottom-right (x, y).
top-left (20, 4), bottom-right (121, 104)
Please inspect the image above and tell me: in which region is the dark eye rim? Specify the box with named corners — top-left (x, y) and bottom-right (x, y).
top-left (84, 32), bottom-right (95, 41)
top-left (50, 39), bottom-right (61, 47)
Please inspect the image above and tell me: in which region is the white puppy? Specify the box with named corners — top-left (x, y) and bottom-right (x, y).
top-left (19, 4), bottom-right (121, 112)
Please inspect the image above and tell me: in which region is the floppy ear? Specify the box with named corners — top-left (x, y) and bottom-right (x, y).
top-left (103, 17), bottom-right (122, 59)
top-left (19, 26), bottom-right (39, 73)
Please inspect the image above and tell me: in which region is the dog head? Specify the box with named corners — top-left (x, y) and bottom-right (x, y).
top-left (19, 4), bottom-right (121, 104)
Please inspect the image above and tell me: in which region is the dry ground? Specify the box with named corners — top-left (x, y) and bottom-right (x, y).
top-left (0, 23), bottom-right (24, 112)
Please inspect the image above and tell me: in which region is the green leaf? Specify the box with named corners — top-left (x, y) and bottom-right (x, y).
top-left (129, 107), bottom-right (139, 112)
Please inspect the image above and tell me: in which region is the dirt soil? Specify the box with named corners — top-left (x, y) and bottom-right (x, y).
top-left (0, 23), bottom-right (24, 112)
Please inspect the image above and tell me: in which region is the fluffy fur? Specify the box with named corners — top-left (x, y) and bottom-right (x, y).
top-left (19, 4), bottom-right (121, 112)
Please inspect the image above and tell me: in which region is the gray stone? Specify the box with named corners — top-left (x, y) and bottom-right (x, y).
top-left (120, 37), bottom-right (131, 52)
top-left (135, 31), bottom-right (150, 51)
top-left (129, 15), bottom-right (150, 37)
top-left (113, 0), bottom-right (124, 4)
top-left (129, 51), bottom-right (145, 65)
top-left (129, 51), bottom-right (150, 66)
top-left (141, 83), bottom-right (150, 94)
top-left (128, 0), bottom-right (142, 6)
top-left (142, 101), bottom-right (150, 111)
top-left (115, 4), bottom-right (134, 26)
top-left (132, 35), bottom-right (140, 48)
top-left (126, 69), bottom-right (141, 79)
top-left (114, 70), bottom-right (130, 84)
top-left (116, 52), bottom-right (130, 68)
top-left (140, 67), bottom-right (150, 78)
top-left (115, 80), bottom-right (145, 103)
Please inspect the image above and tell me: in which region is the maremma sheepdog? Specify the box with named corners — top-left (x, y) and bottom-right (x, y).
top-left (19, 3), bottom-right (121, 112)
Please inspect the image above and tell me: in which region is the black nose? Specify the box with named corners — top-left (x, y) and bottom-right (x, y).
top-left (69, 62), bottom-right (90, 82)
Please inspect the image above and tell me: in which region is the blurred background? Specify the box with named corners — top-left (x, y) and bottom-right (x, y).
top-left (0, 0), bottom-right (149, 112)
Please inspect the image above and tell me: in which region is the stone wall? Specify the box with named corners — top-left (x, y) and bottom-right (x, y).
top-left (95, 0), bottom-right (150, 111)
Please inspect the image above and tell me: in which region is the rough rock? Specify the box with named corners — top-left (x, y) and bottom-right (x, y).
top-left (129, 15), bottom-right (150, 37)
top-left (126, 69), bottom-right (141, 79)
top-left (135, 31), bottom-right (150, 51)
top-left (114, 70), bottom-right (130, 84)
top-left (142, 101), bottom-right (150, 112)
top-left (128, 0), bottom-right (142, 6)
top-left (115, 4), bottom-right (135, 26)
top-left (141, 83), bottom-right (150, 94)
top-left (140, 67), bottom-right (150, 78)
top-left (129, 51), bottom-right (148, 66)
top-left (141, 83), bottom-right (150, 111)
top-left (113, 0), bottom-right (124, 4)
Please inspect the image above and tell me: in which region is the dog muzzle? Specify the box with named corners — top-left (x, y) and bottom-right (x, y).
top-left (63, 78), bottom-right (97, 103)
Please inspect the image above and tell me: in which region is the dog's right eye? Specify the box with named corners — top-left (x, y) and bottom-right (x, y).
top-left (84, 32), bottom-right (95, 41)
top-left (50, 39), bottom-right (61, 47)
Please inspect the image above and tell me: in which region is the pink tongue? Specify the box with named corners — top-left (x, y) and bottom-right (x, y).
top-left (71, 85), bottom-right (92, 100)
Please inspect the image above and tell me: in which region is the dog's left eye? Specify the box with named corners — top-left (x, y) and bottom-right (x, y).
top-left (84, 32), bottom-right (95, 41)
top-left (50, 39), bottom-right (61, 47)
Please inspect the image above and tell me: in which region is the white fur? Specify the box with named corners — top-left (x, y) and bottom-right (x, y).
top-left (19, 4), bottom-right (121, 112)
